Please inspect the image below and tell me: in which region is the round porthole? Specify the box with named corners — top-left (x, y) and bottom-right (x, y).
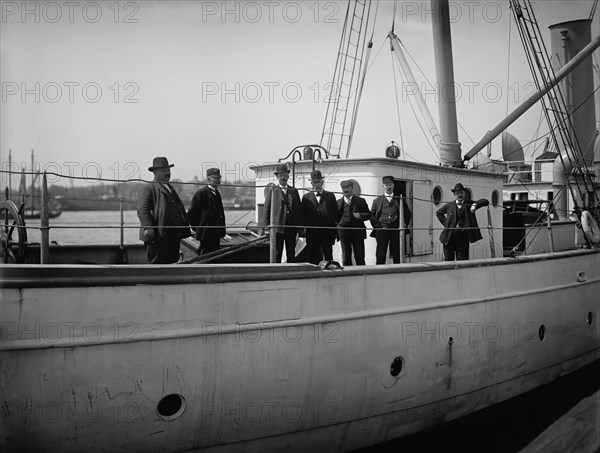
top-left (538, 325), bottom-right (546, 342)
top-left (157, 394), bottom-right (186, 421)
top-left (433, 186), bottom-right (442, 206)
top-left (390, 356), bottom-right (404, 377)
top-left (492, 190), bottom-right (499, 207)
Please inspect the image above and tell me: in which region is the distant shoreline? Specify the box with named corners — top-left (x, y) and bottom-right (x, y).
top-left (56, 207), bottom-right (256, 212)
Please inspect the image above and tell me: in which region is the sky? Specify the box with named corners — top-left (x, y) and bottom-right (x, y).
top-left (1, 0), bottom-right (599, 188)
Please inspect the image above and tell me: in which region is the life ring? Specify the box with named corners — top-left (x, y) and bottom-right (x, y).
top-left (581, 210), bottom-right (600, 245)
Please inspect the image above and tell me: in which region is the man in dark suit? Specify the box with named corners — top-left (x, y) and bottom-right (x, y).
top-left (370, 175), bottom-right (412, 264)
top-left (262, 163), bottom-right (304, 263)
top-left (137, 157), bottom-right (191, 264)
top-left (187, 167), bottom-right (226, 256)
top-left (436, 182), bottom-right (488, 261)
top-left (336, 180), bottom-right (370, 266)
top-left (301, 170), bottom-right (338, 265)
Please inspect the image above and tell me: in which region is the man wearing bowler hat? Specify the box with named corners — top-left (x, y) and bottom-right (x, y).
top-left (302, 169), bottom-right (338, 265)
top-left (187, 167), bottom-right (226, 256)
top-left (262, 163), bottom-right (304, 263)
top-left (370, 175), bottom-right (412, 264)
top-left (336, 179), bottom-right (371, 266)
top-left (436, 182), bottom-right (488, 261)
top-left (137, 157), bottom-right (191, 264)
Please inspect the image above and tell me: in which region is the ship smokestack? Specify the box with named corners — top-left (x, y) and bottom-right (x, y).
top-left (549, 19), bottom-right (596, 166)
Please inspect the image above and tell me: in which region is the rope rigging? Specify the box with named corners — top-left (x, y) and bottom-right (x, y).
top-left (509, 0), bottom-right (599, 234)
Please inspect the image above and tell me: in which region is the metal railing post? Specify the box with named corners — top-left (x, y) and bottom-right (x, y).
top-left (399, 195), bottom-right (405, 264)
top-left (486, 206), bottom-right (496, 258)
top-left (40, 172), bottom-right (50, 264)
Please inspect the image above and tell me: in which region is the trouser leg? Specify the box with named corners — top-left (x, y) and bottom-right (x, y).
top-left (375, 230), bottom-right (390, 264)
top-left (353, 237), bottom-right (365, 265)
top-left (283, 228), bottom-right (297, 262)
top-left (389, 229), bottom-right (400, 263)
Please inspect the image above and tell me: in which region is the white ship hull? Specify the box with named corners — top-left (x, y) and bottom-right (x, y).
top-left (1, 249), bottom-right (598, 452)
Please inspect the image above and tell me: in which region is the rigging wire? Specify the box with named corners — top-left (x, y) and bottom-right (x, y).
top-left (370, 0), bottom-right (379, 41)
top-left (516, 84), bottom-right (600, 152)
top-left (347, 0), bottom-right (374, 157)
top-left (390, 52), bottom-right (439, 161)
top-left (391, 51), bottom-right (406, 154)
top-left (506, 10), bottom-right (513, 118)
top-left (319, 2), bottom-right (352, 157)
top-left (589, 0), bottom-right (598, 20)
top-left (509, 0), bottom-right (590, 214)
top-left (398, 40), bottom-right (473, 152)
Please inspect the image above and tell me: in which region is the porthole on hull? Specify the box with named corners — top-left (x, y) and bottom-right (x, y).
top-left (390, 356), bottom-right (405, 377)
top-left (157, 393), bottom-right (186, 421)
top-left (538, 325), bottom-right (546, 342)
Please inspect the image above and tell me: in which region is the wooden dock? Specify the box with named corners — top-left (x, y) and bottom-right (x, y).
top-left (520, 389), bottom-right (600, 453)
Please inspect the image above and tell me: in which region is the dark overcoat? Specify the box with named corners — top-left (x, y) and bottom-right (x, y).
top-left (262, 185), bottom-right (304, 234)
top-left (137, 182), bottom-right (191, 241)
top-left (187, 186), bottom-right (226, 242)
top-left (302, 190), bottom-right (338, 244)
top-left (436, 199), bottom-right (488, 245)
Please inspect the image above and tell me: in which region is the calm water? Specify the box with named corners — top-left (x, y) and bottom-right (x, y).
top-left (24, 209), bottom-right (256, 245)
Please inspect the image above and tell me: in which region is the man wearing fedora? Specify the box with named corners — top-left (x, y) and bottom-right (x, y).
top-left (187, 167), bottom-right (226, 256)
top-left (262, 163), bottom-right (304, 263)
top-left (436, 182), bottom-right (488, 261)
top-left (301, 170), bottom-right (338, 265)
top-left (370, 176), bottom-right (412, 264)
top-left (336, 179), bottom-right (371, 266)
top-left (137, 157), bottom-right (191, 264)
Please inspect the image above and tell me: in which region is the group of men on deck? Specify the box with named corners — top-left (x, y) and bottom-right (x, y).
top-left (137, 157), bottom-right (226, 264)
top-left (260, 163), bottom-right (412, 266)
top-left (137, 157), bottom-right (485, 265)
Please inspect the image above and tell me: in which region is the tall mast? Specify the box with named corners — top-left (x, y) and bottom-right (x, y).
top-left (430, 0), bottom-right (462, 167)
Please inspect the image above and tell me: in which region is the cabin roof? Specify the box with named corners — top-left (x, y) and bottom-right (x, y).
top-left (251, 157), bottom-right (504, 180)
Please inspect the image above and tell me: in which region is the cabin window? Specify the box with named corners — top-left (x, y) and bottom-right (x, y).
top-left (492, 190), bottom-right (499, 207)
top-left (432, 186), bottom-right (442, 205)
